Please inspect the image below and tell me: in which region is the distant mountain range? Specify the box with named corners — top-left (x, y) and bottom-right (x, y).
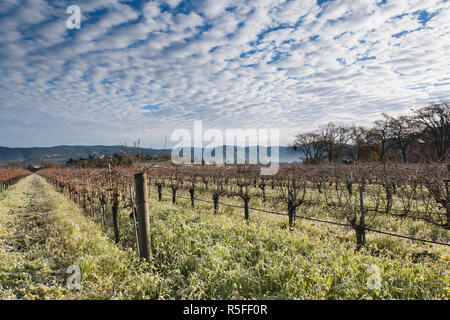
top-left (0, 145), bottom-right (170, 165)
top-left (0, 145), bottom-right (302, 165)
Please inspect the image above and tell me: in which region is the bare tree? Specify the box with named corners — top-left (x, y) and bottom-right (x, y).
top-left (369, 114), bottom-right (394, 162)
top-left (318, 123), bottom-right (351, 163)
top-left (386, 114), bottom-right (418, 163)
top-left (347, 126), bottom-right (375, 161)
top-left (415, 102), bottom-right (450, 161)
top-left (292, 132), bottom-right (326, 164)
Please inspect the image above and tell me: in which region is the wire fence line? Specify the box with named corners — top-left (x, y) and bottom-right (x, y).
top-left (42, 175), bottom-right (450, 248)
top-left (55, 185), bottom-right (450, 248)
top-left (175, 193), bottom-right (354, 227)
top-left (365, 228), bottom-right (450, 246)
top-left (162, 192), bottom-right (450, 247)
top-left (173, 184), bottom-right (445, 217)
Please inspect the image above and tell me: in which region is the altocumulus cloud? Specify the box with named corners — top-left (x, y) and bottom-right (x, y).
top-left (0, 0), bottom-right (449, 147)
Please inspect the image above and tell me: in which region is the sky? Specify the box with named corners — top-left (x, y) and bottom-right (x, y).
top-left (0, 0), bottom-right (449, 148)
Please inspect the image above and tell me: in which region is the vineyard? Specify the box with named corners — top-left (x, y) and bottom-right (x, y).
top-left (0, 166), bottom-right (30, 191)
top-left (1, 163), bottom-right (449, 299)
top-left (38, 162), bottom-right (450, 249)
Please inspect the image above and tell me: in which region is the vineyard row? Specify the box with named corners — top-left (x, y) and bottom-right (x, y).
top-left (34, 162), bottom-right (450, 257)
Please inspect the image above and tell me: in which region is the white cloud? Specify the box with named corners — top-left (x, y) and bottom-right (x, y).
top-left (165, 0), bottom-right (183, 8)
top-left (194, 0), bottom-right (231, 20)
top-left (0, 0), bottom-right (449, 147)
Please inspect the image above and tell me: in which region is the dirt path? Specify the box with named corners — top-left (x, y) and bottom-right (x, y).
top-left (0, 175), bottom-right (153, 299)
top-left (0, 175), bottom-right (69, 298)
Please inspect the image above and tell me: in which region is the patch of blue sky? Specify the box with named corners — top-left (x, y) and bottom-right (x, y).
top-left (316, 0), bottom-right (334, 18)
top-left (267, 51), bottom-right (291, 64)
top-left (393, 13), bottom-right (410, 21)
top-left (392, 30), bottom-right (409, 38)
top-left (281, 39), bottom-right (296, 45)
top-left (142, 104), bottom-right (162, 111)
top-left (121, 0), bottom-right (145, 11)
top-left (252, 24), bottom-right (296, 46)
top-left (336, 58), bottom-right (347, 65)
top-left (415, 9), bottom-right (439, 25)
top-left (434, 82), bottom-right (450, 87)
top-left (159, 2), bottom-right (189, 14)
top-left (87, 5), bottom-right (143, 37)
top-left (195, 23), bottom-right (214, 34)
top-left (175, 0), bottom-right (196, 14)
top-left (176, 22), bottom-right (213, 43)
top-left (356, 56), bottom-right (376, 62)
top-left (241, 63), bottom-right (259, 68)
top-left (209, 45), bottom-right (222, 53)
top-left (334, 32), bottom-right (350, 40)
top-left (237, 21), bottom-right (245, 29)
top-left (408, 85), bottom-right (429, 90)
top-left (317, 0), bottom-right (333, 6)
top-left (47, 77), bottom-right (61, 85)
top-left (225, 6), bottom-right (238, 13)
top-left (239, 49), bottom-right (262, 59)
top-left (83, 7), bottom-right (109, 25)
top-left (356, 56), bottom-right (377, 62)
top-left (0, 6), bottom-right (15, 19)
top-left (100, 79), bottom-right (114, 85)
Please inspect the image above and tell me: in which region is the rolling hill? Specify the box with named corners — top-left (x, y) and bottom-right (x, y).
top-left (0, 145), bottom-right (302, 165)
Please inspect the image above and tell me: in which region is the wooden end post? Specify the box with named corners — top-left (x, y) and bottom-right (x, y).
top-left (134, 173), bottom-right (152, 262)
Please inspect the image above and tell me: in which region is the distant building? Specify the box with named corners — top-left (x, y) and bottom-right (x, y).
top-left (27, 164), bottom-right (44, 172)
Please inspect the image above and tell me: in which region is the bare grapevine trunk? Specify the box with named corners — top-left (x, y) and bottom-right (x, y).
top-left (172, 187), bottom-right (177, 204)
top-left (157, 184), bottom-right (162, 201)
top-left (189, 188), bottom-right (195, 207)
top-left (112, 193), bottom-right (120, 243)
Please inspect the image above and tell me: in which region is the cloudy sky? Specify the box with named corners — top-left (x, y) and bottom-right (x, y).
top-left (0, 0), bottom-right (449, 148)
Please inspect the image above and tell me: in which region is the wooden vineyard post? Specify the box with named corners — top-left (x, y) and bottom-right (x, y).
top-left (100, 194), bottom-right (107, 228)
top-left (100, 203), bottom-right (106, 228)
top-left (357, 185), bottom-right (366, 251)
top-left (445, 180), bottom-right (449, 228)
top-left (112, 192), bottom-right (121, 244)
top-left (134, 173), bottom-right (152, 262)
top-left (445, 165), bottom-right (450, 229)
top-left (147, 175), bottom-right (151, 201)
top-left (129, 186), bottom-right (140, 257)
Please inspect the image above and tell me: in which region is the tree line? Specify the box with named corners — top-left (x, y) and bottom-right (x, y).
top-left (292, 102), bottom-right (449, 164)
top-left (66, 152), bottom-right (171, 168)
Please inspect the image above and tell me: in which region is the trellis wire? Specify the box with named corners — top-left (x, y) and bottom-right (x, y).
top-left (167, 192), bottom-right (450, 247)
